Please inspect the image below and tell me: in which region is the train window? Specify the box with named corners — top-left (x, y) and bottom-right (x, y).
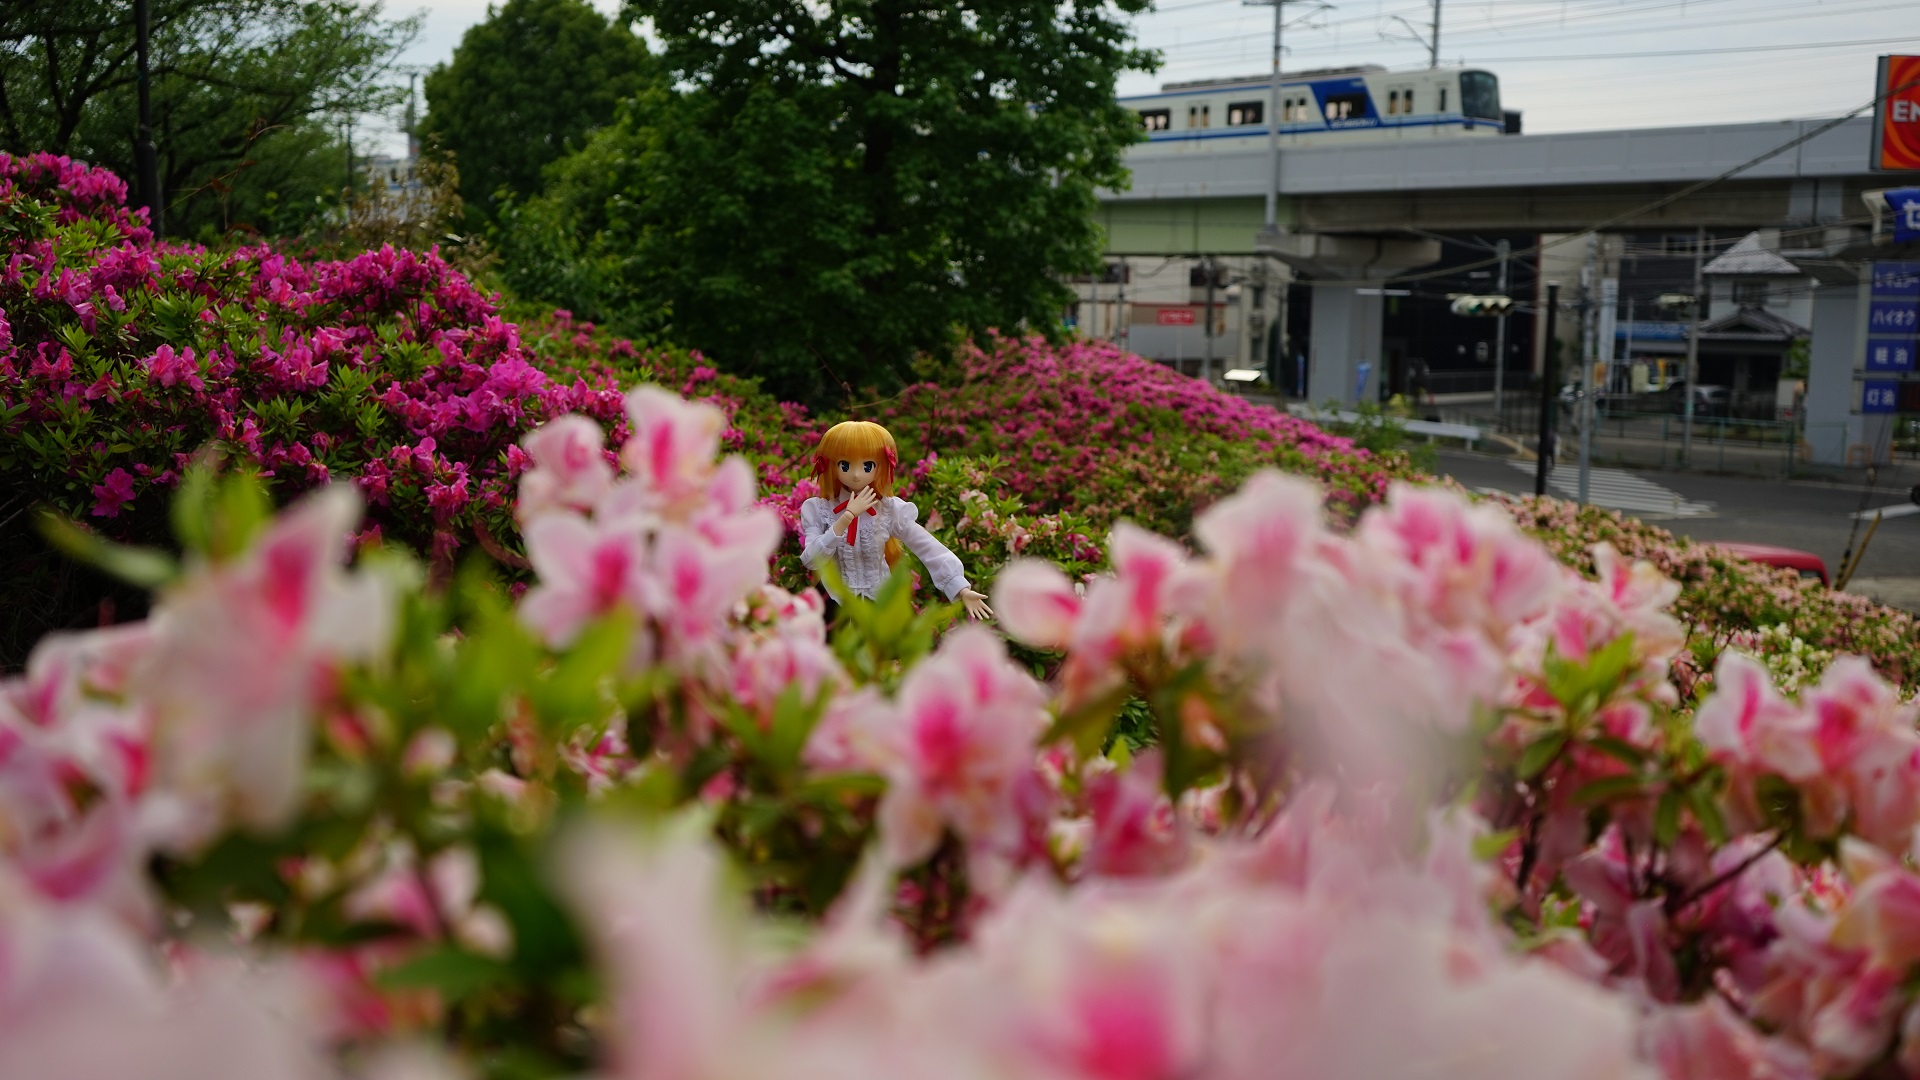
top-left (1322, 92), bottom-right (1367, 122)
top-left (1227, 100), bottom-right (1264, 126)
top-left (1187, 104), bottom-right (1211, 128)
top-left (1460, 71), bottom-right (1501, 120)
top-left (1386, 90), bottom-right (1399, 115)
top-left (1138, 109), bottom-right (1171, 132)
top-left (1438, 88), bottom-right (1448, 113)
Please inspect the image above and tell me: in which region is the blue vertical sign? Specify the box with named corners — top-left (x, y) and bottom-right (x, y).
top-left (1868, 262), bottom-right (1920, 390)
top-left (1891, 190), bottom-right (1920, 246)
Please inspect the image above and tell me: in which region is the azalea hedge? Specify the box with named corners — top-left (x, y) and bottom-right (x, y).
top-left (1499, 495), bottom-right (1920, 694)
top-left (12, 387), bottom-right (1920, 1080)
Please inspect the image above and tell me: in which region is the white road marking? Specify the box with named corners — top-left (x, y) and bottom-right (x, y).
top-left (1507, 462), bottom-right (1716, 517)
top-left (1850, 503), bottom-right (1920, 521)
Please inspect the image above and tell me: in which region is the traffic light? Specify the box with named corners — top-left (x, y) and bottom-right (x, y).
top-left (1448, 294), bottom-right (1513, 316)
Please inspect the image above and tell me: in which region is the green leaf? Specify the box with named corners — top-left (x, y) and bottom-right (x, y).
top-left (376, 945), bottom-right (512, 1000)
top-left (1572, 773), bottom-right (1647, 806)
top-left (1685, 782), bottom-right (1729, 845)
top-left (1654, 789), bottom-right (1683, 847)
top-left (1516, 730), bottom-right (1568, 780)
top-left (1541, 633), bottom-right (1638, 717)
top-left (36, 510), bottom-right (177, 588)
top-left (1588, 736), bottom-right (1649, 767)
top-left (1041, 682), bottom-right (1133, 759)
top-left (1471, 827), bottom-right (1519, 860)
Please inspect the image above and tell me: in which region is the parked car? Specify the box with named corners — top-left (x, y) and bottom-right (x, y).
top-left (1714, 541), bottom-right (1829, 586)
top-left (1636, 381), bottom-right (1729, 417)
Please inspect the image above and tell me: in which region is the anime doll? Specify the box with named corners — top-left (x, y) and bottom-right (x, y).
top-left (799, 420), bottom-right (994, 620)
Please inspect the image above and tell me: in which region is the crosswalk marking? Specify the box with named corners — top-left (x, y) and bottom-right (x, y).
top-left (1507, 462), bottom-right (1716, 517)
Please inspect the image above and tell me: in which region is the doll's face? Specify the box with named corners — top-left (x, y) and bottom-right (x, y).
top-left (835, 458), bottom-right (878, 492)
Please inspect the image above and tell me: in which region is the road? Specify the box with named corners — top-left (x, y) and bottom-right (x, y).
top-left (1434, 449), bottom-right (1920, 612)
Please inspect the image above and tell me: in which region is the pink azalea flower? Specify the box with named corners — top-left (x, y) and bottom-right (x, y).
top-left (1696, 651), bottom-right (1820, 781)
top-left (518, 511), bottom-right (649, 648)
top-left (517, 414), bottom-right (614, 520)
top-left (870, 628), bottom-right (1049, 869)
top-left (90, 467), bottom-right (136, 517)
top-left (141, 343), bottom-right (203, 390)
top-left (134, 485), bottom-right (392, 845)
top-left (993, 558), bottom-right (1083, 651)
top-left (618, 385), bottom-right (725, 509)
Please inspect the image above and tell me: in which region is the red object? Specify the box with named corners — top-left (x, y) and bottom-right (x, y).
top-left (833, 499), bottom-right (878, 546)
top-left (1878, 55), bottom-right (1920, 171)
top-left (1155, 308), bottom-right (1196, 326)
top-left (1715, 542), bottom-right (1830, 587)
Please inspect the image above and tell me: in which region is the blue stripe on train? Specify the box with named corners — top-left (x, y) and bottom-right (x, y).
top-left (1140, 117), bottom-right (1504, 141)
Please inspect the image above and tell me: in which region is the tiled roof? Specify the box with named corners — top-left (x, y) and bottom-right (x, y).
top-left (1703, 232), bottom-right (1802, 276)
top-left (1697, 305), bottom-right (1810, 342)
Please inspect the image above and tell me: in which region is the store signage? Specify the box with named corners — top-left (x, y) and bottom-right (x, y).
top-left (1877, 56), bottom-right (1920, 171)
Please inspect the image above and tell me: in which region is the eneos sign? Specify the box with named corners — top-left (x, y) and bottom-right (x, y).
top-left (1877, 55), bottom-right (1920, 171)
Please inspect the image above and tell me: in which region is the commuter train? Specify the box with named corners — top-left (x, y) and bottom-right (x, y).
top-left (1122, 64), bottom-right (1513, 156)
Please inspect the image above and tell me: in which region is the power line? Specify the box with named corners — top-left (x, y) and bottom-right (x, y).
top-left (1461, 35), bottom-right (1920, 63)
top-left (1139, 0), bottom-right (1895, 62)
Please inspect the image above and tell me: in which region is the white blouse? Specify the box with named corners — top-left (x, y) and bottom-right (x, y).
top-left (798, 495), bottom-right (971, 603)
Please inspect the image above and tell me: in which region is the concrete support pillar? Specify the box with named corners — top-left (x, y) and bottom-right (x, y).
top-left (1308, 285), bottom-right (1385, 406)
top-left (1804, 270), bottom-right (1864, 467)
top-left (1256, 231), bottom-right (1440, 407)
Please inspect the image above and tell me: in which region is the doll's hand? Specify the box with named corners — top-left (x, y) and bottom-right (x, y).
top-left (957, 588), bottom-right (994, 621)
top-left (845, 486), bottom-right (879, 516)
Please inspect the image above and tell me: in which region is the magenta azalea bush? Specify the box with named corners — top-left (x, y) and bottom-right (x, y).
top-left (870, 333), bottom-right (1416, 536)
top-left (15, 381), bottom-right (1920, 1080)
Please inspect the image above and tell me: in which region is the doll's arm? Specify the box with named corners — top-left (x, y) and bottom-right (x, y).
top-left (890, 499), bottom-right (970, 602)
top-left (798, 500), bottom-right (841, 570)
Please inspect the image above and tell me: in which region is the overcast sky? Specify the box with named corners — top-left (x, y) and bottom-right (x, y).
top-left (370, 0), bottom-right (1917, 153)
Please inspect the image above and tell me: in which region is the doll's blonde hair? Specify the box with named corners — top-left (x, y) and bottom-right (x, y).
top-left (812, 420), bottom-right (903, 571)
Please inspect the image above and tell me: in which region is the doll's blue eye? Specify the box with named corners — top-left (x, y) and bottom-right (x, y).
top-left (838, 461), bottom-right (849, 472)
top-left (863, 461), bottom-right (874, 473)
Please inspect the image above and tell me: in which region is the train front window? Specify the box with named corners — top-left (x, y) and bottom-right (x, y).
top-left (1138, 109), bottom-right (1171, 132)
top-left (1460, 71), bottom-right (1501, 121)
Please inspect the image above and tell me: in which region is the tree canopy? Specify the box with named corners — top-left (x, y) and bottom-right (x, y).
top-left (507, 0), bottom-right (1154, 405)
top-left (0, 0), bottom-right (416, 239)
top-left (420, 0), bottom-right (653, 225)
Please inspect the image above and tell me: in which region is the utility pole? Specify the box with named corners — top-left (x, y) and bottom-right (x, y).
top-left (1248, 0), bottom-right (1302, 231)
top-left (405, 73), bottom-right (419, 160)
top-left (1680, 225), bottom-right (1705, 466)
top-left (134, 0), bottom-right (161, 236)
top-left (1535, 283), bottom-right (1560, 497)
top-left (1623, 297), bottom-right (1636, 387)
top-left (1492, 238), bottom-right (1510, 425)
top-left (1577, 235), bottom-right (1598, 505)
top-left (1429, 0), bottom-right (1442, 69)
top-left (1203, 256), bottom-right (1218, 384)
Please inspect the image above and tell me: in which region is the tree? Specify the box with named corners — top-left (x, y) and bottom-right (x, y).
top-left (518, 0), bottom-right (1154, 405)
top-left (0, 0), bottom-right (416, 239)
top-left (420, 0), bottom-right (652, 225)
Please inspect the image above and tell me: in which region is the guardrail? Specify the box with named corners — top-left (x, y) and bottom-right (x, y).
top-left (1285, 404), bottom-right (1484, 449)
